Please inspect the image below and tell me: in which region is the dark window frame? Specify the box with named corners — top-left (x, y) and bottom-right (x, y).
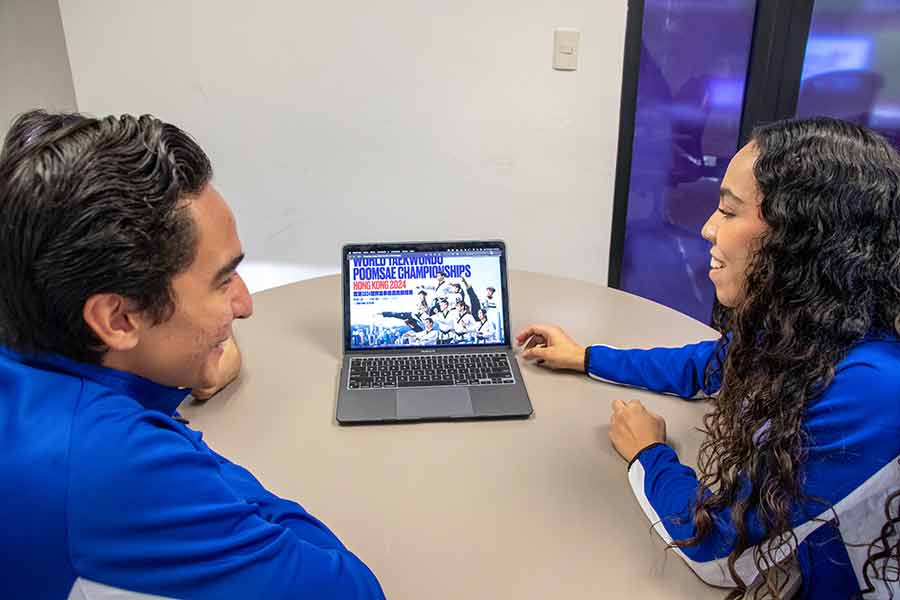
top-left (607, 0), bottom-right (814, 290)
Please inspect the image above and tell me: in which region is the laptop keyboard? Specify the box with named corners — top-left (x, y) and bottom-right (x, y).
top-left (348, 353), bottom-right (515, 389)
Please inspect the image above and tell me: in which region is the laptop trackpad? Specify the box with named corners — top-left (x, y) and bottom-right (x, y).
top-left (397, 388), bottom-right (475, 419)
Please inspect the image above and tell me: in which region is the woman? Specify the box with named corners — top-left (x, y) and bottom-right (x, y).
top-left (517, 118), bottom-right (900, 599)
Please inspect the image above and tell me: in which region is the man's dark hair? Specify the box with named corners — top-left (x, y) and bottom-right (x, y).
top-left (0, 110), bottom-right (213, 363)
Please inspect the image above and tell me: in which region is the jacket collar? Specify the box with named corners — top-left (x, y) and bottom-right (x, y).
top-left (0, 346), bottom-right (189, 416)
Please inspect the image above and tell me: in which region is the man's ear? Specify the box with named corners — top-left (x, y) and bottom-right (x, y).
top-left (82, 293), bottom-right (143, 351)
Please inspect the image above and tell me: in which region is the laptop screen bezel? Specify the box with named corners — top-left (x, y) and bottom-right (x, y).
top-left (341, 240), bottom-right (511, 353)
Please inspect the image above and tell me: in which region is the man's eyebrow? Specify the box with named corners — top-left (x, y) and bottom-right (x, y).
top-left (719, 187), bottom-right (745, 204)
top-left (212, 253), bottom-right (245, 285)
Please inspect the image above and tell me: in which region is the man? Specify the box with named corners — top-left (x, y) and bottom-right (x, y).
top-left (458, 276), bottom-right (482, 319)
top-left (452, 301), bottom-right (478, 343)
top-left (191, 336), bottom-right (241, 399)
top-left (481, 285), bottom-right (499, 312)
top-left (422, 270), bottom-right (450, 313)
top-left (0, 111), bottom-right (384, 599)
top-left (474, 308), bottom-right (498, 343)
top-left (414, 288), bottom-right (430, 317)
top-left (429, 298), bottom-right (456, 343)
top-left (402, 317), bottom-right (439, 345)
top-left (481, 285), bottom-right (502, 335)
top-left (446, 282), bottom-right (465, 308)
top-left (379, 290), bottom-right (430, 332)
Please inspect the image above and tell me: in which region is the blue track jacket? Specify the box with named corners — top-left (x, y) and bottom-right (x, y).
top-left (587, 336), bottom-right (900, 599)
top-left (0, 347), bottom-right (385, 600)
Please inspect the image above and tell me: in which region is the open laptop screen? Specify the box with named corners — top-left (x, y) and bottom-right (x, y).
top-left (345, 243), bottom-right (507, 350)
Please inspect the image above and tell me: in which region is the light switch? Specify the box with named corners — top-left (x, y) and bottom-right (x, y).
top-left (553, 29), bottom-right (580, 71)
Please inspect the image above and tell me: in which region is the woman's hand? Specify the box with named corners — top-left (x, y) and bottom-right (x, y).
top-left (609, 399), bottom-right (667, 462)
top-left (514, 324), bottom-right (586, 372)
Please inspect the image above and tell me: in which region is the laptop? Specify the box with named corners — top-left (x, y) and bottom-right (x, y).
top-left (337, 240), bottom-right (533, 424)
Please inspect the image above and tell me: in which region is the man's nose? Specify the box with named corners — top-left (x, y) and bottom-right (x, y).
top-left (232, 273), bottom-right (254, 319)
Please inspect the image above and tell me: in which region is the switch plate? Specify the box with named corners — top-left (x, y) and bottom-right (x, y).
top-left (553, 29), bottom-right (580, 71)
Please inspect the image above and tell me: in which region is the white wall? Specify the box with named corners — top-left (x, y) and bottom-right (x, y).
top-left (0, 0), bottom-right (77, 140)
top-left (58, 0), bottom-right (626, 292)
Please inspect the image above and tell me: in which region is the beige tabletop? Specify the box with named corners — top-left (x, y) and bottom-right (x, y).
top-left (179, 271), bottom-right (725, 599)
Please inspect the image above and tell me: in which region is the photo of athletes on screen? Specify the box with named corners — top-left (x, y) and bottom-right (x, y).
top-left (348, 251), bottom-right (504, 349)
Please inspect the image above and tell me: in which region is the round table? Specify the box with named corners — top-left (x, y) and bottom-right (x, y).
top-left (179, 271), bottom-right (725, 599)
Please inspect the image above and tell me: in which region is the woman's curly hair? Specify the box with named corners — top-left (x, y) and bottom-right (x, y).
top-left (678, 118), bottom-right (900, 598)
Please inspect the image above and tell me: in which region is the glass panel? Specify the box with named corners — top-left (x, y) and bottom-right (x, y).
top-left (796, 0), bottom-right (900, 151)
top-left (621, 0), bottom-right (757, 323)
